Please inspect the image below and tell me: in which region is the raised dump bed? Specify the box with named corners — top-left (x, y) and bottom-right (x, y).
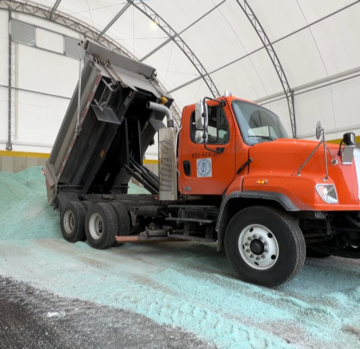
top-left (43, 40), bottom-right (173, 210)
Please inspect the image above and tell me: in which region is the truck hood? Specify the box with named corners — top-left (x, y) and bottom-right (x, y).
top-left (243, 139), bottom-right (360, 208)
top-left (248, 139), bottom-right (335, 176)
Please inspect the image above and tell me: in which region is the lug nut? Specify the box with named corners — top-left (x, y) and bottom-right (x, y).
top-left (264, 249), bottom-right (268, 253)
top-left (256, 257), bottom-right (260, 260)
top-left (252, 235), bottom-right (257, 239)
top-left (246, 249), bottom-right (250, 253)
top-left (245, 242), bottom-right (249, 246)
top-left (247, 237), bottom-right (252, 241)
top-left (261, 255), bottom-right (265, 259)
top-left (250, 254), bottom-right (254, 258)
top-left (259, 236), bottom-right (263, 241)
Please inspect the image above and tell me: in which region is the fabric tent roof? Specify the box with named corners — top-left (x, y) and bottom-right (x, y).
top-left (14, 0), bottom-right (360, 137)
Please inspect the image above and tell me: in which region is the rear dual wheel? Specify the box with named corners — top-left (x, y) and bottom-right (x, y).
top-left (85, 203), bottom-right (117, 249)
top-left (225, 206), bottom-right (306, 287)
top-left (60, 201), bottom-right (94, 242)
top-left (60, 201), bottom-right (130, 249)
top-left (60, 201), bottom-right (86, 242)
top-left (85, 202), bottom-right (130, 250)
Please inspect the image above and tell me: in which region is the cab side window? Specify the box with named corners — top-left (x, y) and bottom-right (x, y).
top-left (190, 106), bottom-right (229, 144)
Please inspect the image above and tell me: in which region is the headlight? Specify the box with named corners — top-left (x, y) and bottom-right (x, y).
top-left (316, 184), bottom-right (338, 204)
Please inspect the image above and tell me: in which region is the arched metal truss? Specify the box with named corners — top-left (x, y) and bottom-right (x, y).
top-left (128, 0), bottom-right (220, 99)
top-left (236, 0), bottom-right (296, 138)
top-left (49, 0), bottom-right (61, 20)
top-left (0, 0), bottom-right (183, 124)
top-left (97, 2), bottom-right (131, 40)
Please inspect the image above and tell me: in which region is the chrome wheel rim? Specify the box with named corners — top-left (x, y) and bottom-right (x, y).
top-left (89, 213), bottom-right (104, 240)
top-left (63, 210), bottom-right (75, 235)
top-left (238, 224), bottom-right (279, 270)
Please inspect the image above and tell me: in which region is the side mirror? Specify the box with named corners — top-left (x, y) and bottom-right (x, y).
top-left (195, 101), bottom-right (204, 129)
top-left (203, 101), bottom-right (209, 140)
top-left (195, 130), bottom-right (204, 143)
top-left (315, 121), bottom-right (323, 140)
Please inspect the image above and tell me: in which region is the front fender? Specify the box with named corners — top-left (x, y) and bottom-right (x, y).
top-left (215, 191), bottom-right (299, 251)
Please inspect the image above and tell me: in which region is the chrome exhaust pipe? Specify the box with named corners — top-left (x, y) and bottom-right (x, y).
top-left (147, 101), bottom-right (174, 128)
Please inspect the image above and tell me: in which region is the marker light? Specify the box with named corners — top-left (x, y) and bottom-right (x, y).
top-left (316, 184), bottom-right (338, 204)
top-left (257, 179), bottom-right (268, 185)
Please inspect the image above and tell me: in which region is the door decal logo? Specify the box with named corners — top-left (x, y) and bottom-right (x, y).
top-left (197, 158), bottom-right (212, 178)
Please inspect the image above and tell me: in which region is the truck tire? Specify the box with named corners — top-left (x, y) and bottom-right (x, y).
top-left (85, 203), bottom-right (117, 249)
top-left (60, 201), bottom-right (86, 243)
top-left (109, 202), bottom-right (130, 236)
top-left (81, 201), bottom-right (94, 212)
top-left (225, 206), bottom-right (306, 287)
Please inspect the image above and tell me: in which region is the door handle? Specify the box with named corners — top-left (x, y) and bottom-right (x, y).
top-left (216, 147), bottom-right (225, 154)
top-left (183, 161), bottom-right (191, 176)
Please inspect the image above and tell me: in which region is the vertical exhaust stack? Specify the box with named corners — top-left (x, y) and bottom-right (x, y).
top-left (147, 100), bottom-right (177, 201)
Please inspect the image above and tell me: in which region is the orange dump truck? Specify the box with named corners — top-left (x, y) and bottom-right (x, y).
top-left (44, 40), bottom-right (360, 287)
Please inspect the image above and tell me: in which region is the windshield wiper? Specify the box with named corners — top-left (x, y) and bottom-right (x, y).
top-left (248, 135), bottom-right (276, 141)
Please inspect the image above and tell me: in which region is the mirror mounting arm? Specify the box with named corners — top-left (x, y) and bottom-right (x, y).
top-left (296, 121), bottom-right (333, 180)
top-left (202, 97), bottom-right (226, 110)
top-left (203, 142), bottom-right (224, 154)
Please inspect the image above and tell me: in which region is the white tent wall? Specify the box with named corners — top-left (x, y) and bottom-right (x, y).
top-left (143, 42), bottom-right (200, 96)
top-left (263, 98), bottom-right (292, 137)
top-left (16, 45), bottom-right (78, 98)
top-left (36, 27), bottom-right (64, 54)
top-left (272, 29), bottom-right (328, 88)
top-left (9, 41), bottom-right (77, 152)
top-left (148, 0), bottom-right (225, 34)
top-left (0, 10), bottom-right (8, 143)
top-left (16, 90), bottom-right (70, 146)
top-left (0, 11), bottom-right (83, 153)
top-left (106, 6), bottom-right (170, 59)
top-left (211, 56), bottom-right (278, 101)
top-left (0, 11), bottom-right (7, 86)
top-left (0, 0), bottom-right (359, 160)
top-left (331, 76), bottom-right (360, 133)
top-left (309, 4), bottom-right (360, 77)
top-left (173, 80), bottom-right (210, 111)
top-left (0, 87), bottom-right (7, 142)
top-left (180, 6), bottom-right (251, 73)
top-left (12, 12), bottom-right (83, 38)
top-left (294, 86), bottom-right (335, 138)
top-left (261, 73), bottom-right (360, 141)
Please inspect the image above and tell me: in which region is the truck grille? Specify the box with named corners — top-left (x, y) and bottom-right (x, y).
top-left (355, 149), bottom-right (360, 200)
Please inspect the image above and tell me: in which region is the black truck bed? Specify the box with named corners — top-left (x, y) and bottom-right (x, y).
top-left (43, 40), bottom-right (173, 209)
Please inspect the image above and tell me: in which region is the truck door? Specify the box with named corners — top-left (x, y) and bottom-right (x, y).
top-left (179, 103), bottom-right (236, 195)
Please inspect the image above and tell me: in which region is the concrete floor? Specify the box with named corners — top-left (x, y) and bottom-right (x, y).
top-left (0, 276), bottom-right (215, 349)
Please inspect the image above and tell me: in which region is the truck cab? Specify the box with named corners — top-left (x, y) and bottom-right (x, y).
top-left (178, 96), bottom-right (289, 196)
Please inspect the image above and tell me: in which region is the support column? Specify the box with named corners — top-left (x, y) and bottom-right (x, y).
top-left (6, 10), bottom-right (12, 150)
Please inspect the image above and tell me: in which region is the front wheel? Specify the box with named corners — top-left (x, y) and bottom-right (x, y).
top-left (225, 206), bottom-right (306, 287)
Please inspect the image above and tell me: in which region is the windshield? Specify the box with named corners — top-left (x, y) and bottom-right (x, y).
top-left (232, 100), bottom-right (289, 145)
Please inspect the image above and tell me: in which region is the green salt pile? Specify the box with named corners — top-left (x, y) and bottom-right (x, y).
top-left (1, 167), bottom-right (360, 349)
top-left (0, 167), bottom-right (149, 240)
